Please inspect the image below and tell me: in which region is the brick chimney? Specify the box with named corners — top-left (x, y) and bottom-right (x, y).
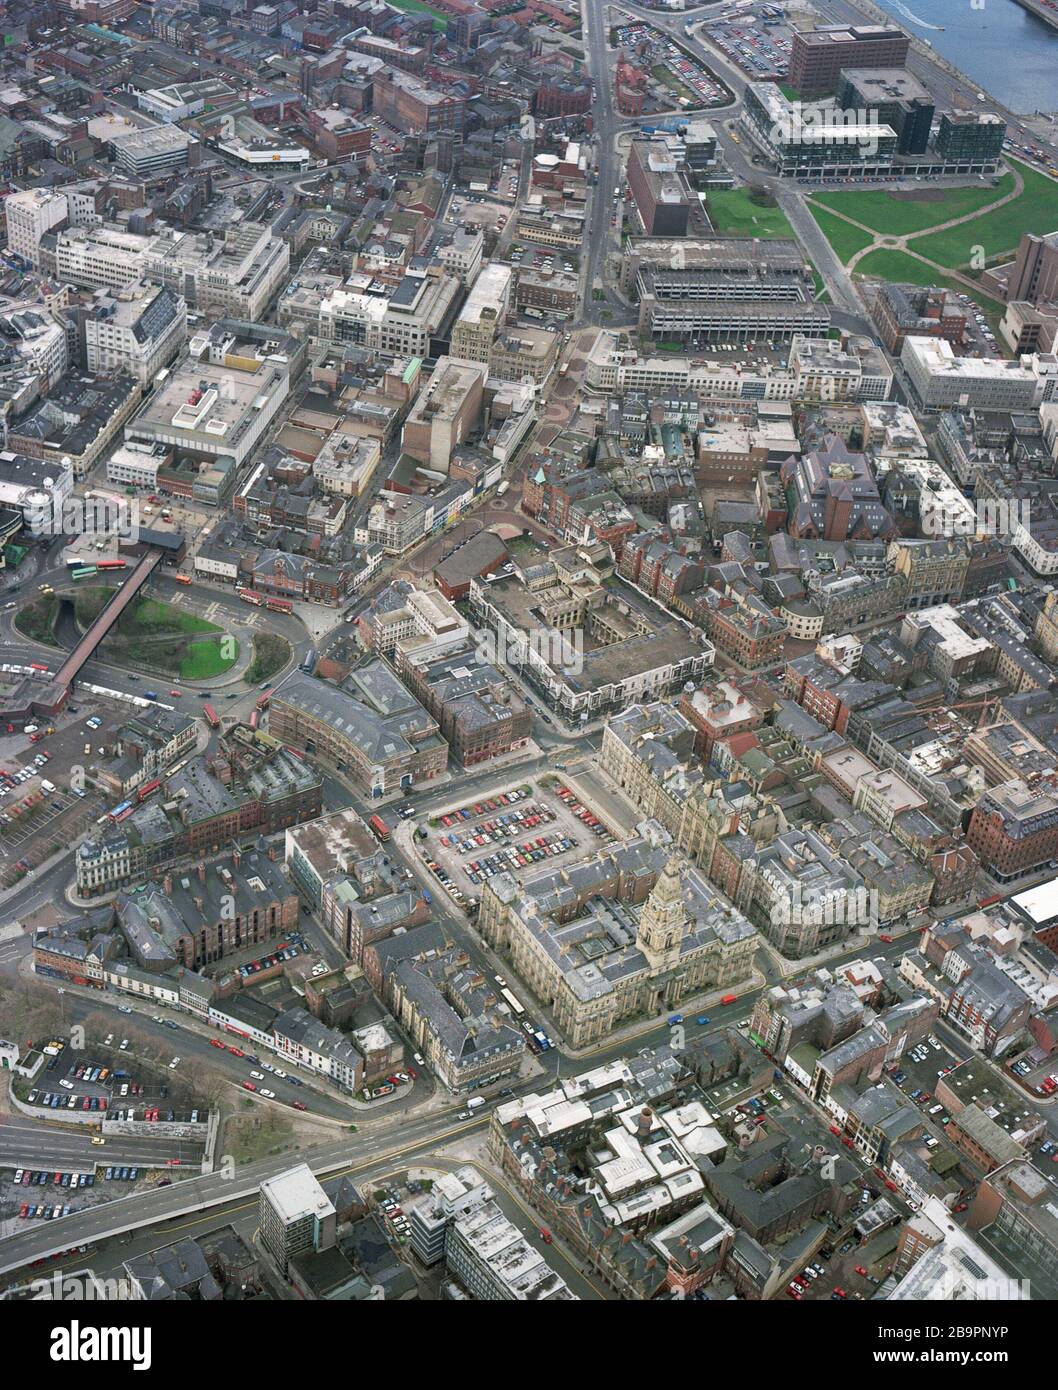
top-left (163, 874), bottom-right (172, 896)
top-left (232, 845), bottom-right (242, 870)
top-left (198, 861), bottom-right (206, 882)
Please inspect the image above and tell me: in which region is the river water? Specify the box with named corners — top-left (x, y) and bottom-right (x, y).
top-left (869, 0), bottom-right (1058, 115)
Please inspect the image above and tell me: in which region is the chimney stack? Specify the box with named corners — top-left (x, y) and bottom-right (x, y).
top-left (198, 861), bottom-right (206, 882)
top-left (163, 874), bottom-right (172, 896)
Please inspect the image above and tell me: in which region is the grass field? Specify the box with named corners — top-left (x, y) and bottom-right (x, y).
top-left (913, 160), bottom-right (1058, 269)
top-left (811, 175), bottom-right (1016, 239)
top-left (807, 204), bottom-right (876, 263)
top-left (177, 638), bottom-right (236, 681)
top-left (131, 599), bottom-right (218, 635)
top-left (706, 187), bottom-right (795, 238)
top-left (387, 0), bottom-right (447, 29)
top-left (808, 160), bottom-right (1058, 273)
top-left (853, 248), bottom-right (1008, 330)
top-left (74, 588), bottom-right (238, 680)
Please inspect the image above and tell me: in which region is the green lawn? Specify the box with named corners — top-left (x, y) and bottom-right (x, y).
top-left (131, 599), bottom-right (217, 635)
top-left (853, 248), bottom-right (1008, 327)
top-left (178, 638), bottom-right (236, 681)
top-left (387, 0), bottom-right (447, 29)
top-left (73, 587), bottom-right (239, 679)
top-left (913, 159), bottom-right (1058, 269)
top-left (811, 175), bottom-right (1016, 238)
top-left (705, 187), bottom-right (795, 238)
top-left (807, 203), bottom-right (876, 263)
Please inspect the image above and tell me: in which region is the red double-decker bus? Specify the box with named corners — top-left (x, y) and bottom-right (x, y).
top-left (237, 588), bottom-right (263, 607)
top-left (137, 778), bottom-right (162, 802)
top-left (255, 691), bottom-right (271, 710)
top-left (265, 596), bottom-right (293, 614)
top-left (202, 704), bottom-right (220, 729)
top-left (368, 814), bottom-right (390, 843)
top-left (249, 710), bottom-right (259, 730)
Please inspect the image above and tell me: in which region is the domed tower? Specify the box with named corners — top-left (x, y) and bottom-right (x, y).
top-left (636, 856), bottom-right (687, 969)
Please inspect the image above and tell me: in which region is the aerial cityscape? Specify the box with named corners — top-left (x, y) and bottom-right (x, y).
top-left (0, 0), bottom-right (1053, 1334)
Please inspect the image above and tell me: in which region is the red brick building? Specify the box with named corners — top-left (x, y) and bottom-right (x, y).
top-left (966, 781), bottom-right (1058, 882)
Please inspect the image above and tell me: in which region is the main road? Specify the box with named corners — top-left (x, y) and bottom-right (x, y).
top-left (0, 918), bottom-right (954, 1278)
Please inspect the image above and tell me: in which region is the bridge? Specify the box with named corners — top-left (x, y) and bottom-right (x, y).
top-left (0, 549), bottom-right (163, 722)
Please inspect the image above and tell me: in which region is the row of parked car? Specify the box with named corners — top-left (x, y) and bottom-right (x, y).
top-left (15, 1169), bottom-right (92, 1188)
top-left (361, 1067), bottom-right (417, 1101)
top-left (28, 1089), bottom-right (108, 1112)
top-left (555, 785), bottom-right (612, 840)
top-left (440, 804), bottom-right (556, 855)
top-left (238, 941), bottom-right (301, 979)
top-left (439, 789), bottom-right (529, 830)
top-left (425, 857), bottom-right (476, 915)
top-left (20, 1202), bottom-right (73, 1221)
top-left (466, 834), bottom-right (578, 883)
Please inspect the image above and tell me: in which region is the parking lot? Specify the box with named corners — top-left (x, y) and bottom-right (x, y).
top-left (0, 703), bottom-right (114, 875)
top-left (881, 1033), bottom-right (959, 1136)
top-left (508, 242), bottom-right (579, 277)
top-left (954, 293), bottom-right (1004, 357)
top-left (705, 15), bottom-right (792, 80)
top-left (1, 1158), bottom-right (183, 1238)
top-left (422, 777), bottom-right (617, 902)
top-left (1008, 1046), bottom-right (1058, 1098)
top-left (25, 1039), bottom-right (204, 1127)
top-left (615, 21), bottom-right (729, 110)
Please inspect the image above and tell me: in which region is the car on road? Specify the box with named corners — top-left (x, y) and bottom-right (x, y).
top-left (696, 1015), bottom-right (710, 1025)
top-left (242, 1081), bottom-right (257, 1092)
top-left (168, 1057), bottom-right (180, 1069)
top-left (250, 1071), bottom-right (264, 1080)
top-left (292, 1100), bottom-right (307, 1110)
top-left (259, 1089), bottom-right (276, 1099)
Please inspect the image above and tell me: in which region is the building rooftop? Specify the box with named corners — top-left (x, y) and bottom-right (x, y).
top-left (260, 1164), bottom-right (336, 1226)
